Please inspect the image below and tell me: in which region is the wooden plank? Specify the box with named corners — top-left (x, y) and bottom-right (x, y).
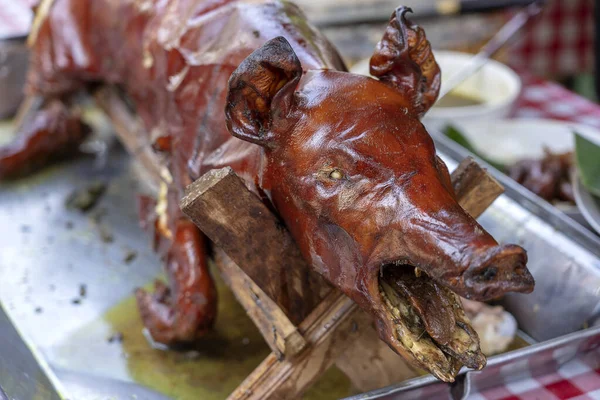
top-left (333, 156), bottom-right (505, 392)
top-left (94, 86), bottom-right (165, 187)
top-left (28, 0), bottom-right (56, 46)
top-left (215, 249), bottom-right (307, 359)
top-left (180, 167), bottom-right (330, 326)
top-left (13, 95), bottom-right (44, 133)
top-left (451, 156), bottom-right (504, 218)
top-left (227, 291), bottom-right (369, 400)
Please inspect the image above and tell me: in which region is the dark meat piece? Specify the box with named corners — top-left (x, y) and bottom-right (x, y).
top-left (0, 100), bottom-right (90, 179)
top-left (508, 150), bottom-right (574, 204)
top-left (65, 182), bottom-right (107, 212)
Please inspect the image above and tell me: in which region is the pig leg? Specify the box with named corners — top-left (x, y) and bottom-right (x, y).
top-left (135, 192), bottom-right (218, 346)
top-left (369, 6), bottom-right (441, 117)
top-left (0, 99), bottom-right (90, 179)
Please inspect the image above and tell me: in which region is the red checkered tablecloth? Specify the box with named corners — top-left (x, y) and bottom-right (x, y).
top-left (471, 349), bottom-right (600, 400)
top-left (512, 73), bottom-right (600, 126)
top-left (508, 0), bottom-right (595, 78)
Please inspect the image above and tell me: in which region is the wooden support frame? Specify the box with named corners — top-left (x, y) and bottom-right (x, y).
top-left (89, 85), bottom-right (505, 398)
top-left (181, 155), bottom-right (504, 399)
top-left (94, 86), bottom-right (165, 186)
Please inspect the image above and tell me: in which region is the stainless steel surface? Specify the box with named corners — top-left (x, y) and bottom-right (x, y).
top-left (0, 37), bottom-right (29, 119)
top-left (54, 370), bottom-right (170, 400)
top-left (434, 132), bottom-right (600, 339)
top-left (559, 205), bottom-right (594, 233)
top-left (0, 112), bottom-right (165, 399)
top-left (0, 303), bottom-right (63, 400)
top-left (0, 142), bottom-right (159, 353)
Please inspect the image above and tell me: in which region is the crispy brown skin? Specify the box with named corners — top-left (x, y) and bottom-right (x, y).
top-left (16, 0), bottom-right (534, 361)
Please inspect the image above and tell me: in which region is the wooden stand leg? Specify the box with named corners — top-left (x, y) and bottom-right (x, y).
top-left (228, 291), bottom-right (368, 400)
top-left (215, 249), bottom-right (307, 359)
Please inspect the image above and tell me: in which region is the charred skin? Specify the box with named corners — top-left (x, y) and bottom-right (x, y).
top-left (12, 0), bottom-right (535, 381)
top-left (370, 7), bottom-right (441, 117)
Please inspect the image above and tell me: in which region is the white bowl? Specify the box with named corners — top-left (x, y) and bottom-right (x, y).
top-left (349, 51), bottom-right (522, 130)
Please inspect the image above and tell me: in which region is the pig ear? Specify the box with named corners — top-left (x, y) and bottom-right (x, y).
top-left (225, 36), bottom-right (302, 147)
top-left (370, 7), bottom-right (441, 117)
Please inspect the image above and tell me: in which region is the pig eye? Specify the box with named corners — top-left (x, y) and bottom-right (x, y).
top-left (329, 169), bottom-right (344, 180)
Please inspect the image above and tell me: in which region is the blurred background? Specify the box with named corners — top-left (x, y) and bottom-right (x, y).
top-left (1, 1), bottom-right (600, 400)
top-left (301, 0), bottom-right (596, 100)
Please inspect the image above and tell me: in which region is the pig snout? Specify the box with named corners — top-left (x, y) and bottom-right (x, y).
top-left (380, 196), bottom-right (535, 301)
top-left (407, 206), bottom-right (535, 301)
top-left (459, 244), bottom-right (533, 301)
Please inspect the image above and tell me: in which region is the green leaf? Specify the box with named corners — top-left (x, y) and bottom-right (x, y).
top-left (443, 125), bottom-right (506, 172)
top-left (575, 133), bottom-right (600, 197)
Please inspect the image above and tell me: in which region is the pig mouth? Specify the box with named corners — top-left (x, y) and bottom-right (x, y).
top-left (377, 262), bottom-right (486, 382)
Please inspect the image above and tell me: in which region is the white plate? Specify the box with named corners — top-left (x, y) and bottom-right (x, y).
top-left (443, 118), bottom-right (600, 165)
top-left (445, 118), bottom-right (600, 234)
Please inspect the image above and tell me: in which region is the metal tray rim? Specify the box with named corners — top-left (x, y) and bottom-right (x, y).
top-left (344, 325), bottom-right (600, 400)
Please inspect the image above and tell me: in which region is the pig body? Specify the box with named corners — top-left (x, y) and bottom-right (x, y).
top-left (9, 0), bottom-right (534, 381)
top-left (26, 0), bottom-right (344, 345)
top-left (28, 0), bottom-right (342, 191)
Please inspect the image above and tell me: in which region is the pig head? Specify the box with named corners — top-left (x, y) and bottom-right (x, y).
top-left (224, 14), bottom-right (534, 381)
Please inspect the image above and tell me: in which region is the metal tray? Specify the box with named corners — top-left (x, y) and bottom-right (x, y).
top-left (1, 116), bottom-right (599, 399)
top-left (0, 112), bottom-right (353, 400)
top-left (344, 131), bottom-right (600, 399)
